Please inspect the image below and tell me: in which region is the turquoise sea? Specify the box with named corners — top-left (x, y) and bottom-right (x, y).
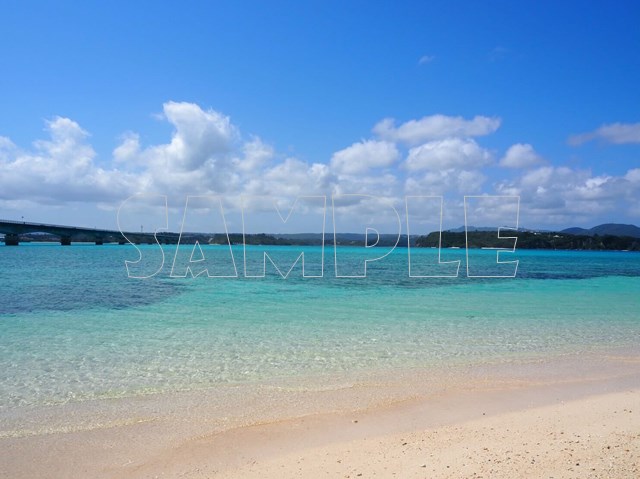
top-left (0, 244), bottom-right (639, 412)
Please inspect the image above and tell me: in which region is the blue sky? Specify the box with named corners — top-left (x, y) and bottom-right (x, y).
top-left (0, 1), bottom-right (639, 232)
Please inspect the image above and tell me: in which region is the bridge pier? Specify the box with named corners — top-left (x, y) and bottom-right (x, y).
top-left (4, 233), bottom-right (19, 246)
top-left (60, 236), bottom-right (71, 246)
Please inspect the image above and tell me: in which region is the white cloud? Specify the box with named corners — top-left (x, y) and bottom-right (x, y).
top-left (489, 46), bottom-right (509, 62)
top-left (0, 136), bottom-right (16, 163)
top-left (233, 137), bottom-right (274, 172)
top-left (113, 132), bottom-right (141, 163)
top-left (418, 55), bottom-right (435, 65)
top-left (625, 168), bottom-right (640, 183)
top-left (495, 166), bottom-right (640, 225)
top-left (147, 101), bottom-right (238, 171)
top-left (330, 140), bottom-right (399, 175)
top-left (0, 117), bottom-right (138, 204)
top-left (0, 136), bottom-right (16, 150)
top-left (499, 143), bottom-right (544, 168)
top-left (332, 172), bottom-right (400, 198)
top-left (373, 114), bottom-right (501, 145)
top-left (244, 158), bottom-right (336, 197)
top-left (112, 102), bottom-right (243, 196)
top-left (0, 102), bottom-right (337, 210)
top-left (405, 169), bottom-right (486, 195)
top-left (404, 138), bottom-right (493, 171)
top-left (3, 102), bottom-right (639, 229)
top-left (568, 122), bottom-right (640, 145)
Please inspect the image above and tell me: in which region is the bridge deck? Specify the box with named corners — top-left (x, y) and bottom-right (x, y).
top-left (0, 220), bottom-right (181, 245)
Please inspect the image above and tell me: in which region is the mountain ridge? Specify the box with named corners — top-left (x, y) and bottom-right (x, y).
top-left (561, 223), bottom-right (640, 238)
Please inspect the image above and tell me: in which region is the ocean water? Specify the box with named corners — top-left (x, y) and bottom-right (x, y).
top-left (0, 243), bottom-right (639, 410)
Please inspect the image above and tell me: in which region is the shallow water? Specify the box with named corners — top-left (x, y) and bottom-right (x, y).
top-left (1, 244), bottom-right (639, 410)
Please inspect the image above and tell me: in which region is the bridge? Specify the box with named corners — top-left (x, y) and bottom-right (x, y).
top-left (0, 219), bottom-right (181, 246)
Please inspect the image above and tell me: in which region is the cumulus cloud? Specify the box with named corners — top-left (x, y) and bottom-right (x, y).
top-left (568, 122), bottom-right (640, 145)
top-left (3, 102), bottom-right (639, 229)
top-left (495, 165), bottom-right (640, 225)
top-left (499, 143), bottom-right (544, 168)
top-left (625, 168), bottom-right (640, 183)
top-left (142, 101), bottom-right (237, 171)
top-left (405, 169), bottom-right (486, 195)
top-left (165, 101), bottom-right (236, 156)
top-left (0, 117), bottom-right (138, 204)
top-left (0, 102), bottom-right (341, 211)
top-left (373, 114), bottom-right (501, 145)
top-left (404, 138), bottom-right (493, 171)
top-left (113, 132), bottom-right (141, 163)
top-left (330, 140), bottom-right (399, 175)
top-left (233, 137), bottom-right (274, 173)
top-left (243, 158), bottom-right (336, 197)
top-left (111, 102), bottom-right (246, 196)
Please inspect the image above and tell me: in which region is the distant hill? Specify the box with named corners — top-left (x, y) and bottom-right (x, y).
top-left (274, 233), bottom-right (409, 246)
top-left (561, 223), bottom-right (640, 238)
top-left (446, 226), bottom-right (499, 233)
top-left (561, 227), bottom-right (590, 235)
top-left (416, 230), bottom-right (640, 251)
top-left (446, 225), bottom-right (541, 233)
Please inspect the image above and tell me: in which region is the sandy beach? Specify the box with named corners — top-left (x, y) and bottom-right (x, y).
top-left (2, 352), bottom-right (639, 479)
top-left (225, 390), bottom-right (640, 479)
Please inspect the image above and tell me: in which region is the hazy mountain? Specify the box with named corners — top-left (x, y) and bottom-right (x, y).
top-left (561, 223), bottom-right (640, 238)
top-left (561, 227), bottom-right (590, 235)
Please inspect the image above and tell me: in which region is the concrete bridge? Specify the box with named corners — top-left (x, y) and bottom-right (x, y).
top-left (0, 219), bottom-right (181, 246)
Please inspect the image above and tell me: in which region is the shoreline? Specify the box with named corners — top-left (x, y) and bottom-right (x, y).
top-left (2, 349), bottom-right (639, 478)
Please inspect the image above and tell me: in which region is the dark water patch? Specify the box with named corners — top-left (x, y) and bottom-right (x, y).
top-left (0, 245), bottom-right (188, 314)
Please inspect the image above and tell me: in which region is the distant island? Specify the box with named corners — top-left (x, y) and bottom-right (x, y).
top-left (221, 224), bottom-right (640, 251)
top-left (415, 230), bottom-right (640, 251)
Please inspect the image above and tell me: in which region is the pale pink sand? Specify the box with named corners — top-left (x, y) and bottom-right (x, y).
top-left (2, 353), bottom-right (639, 478)
top-left (224, 390), bottom-right (639, 479)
